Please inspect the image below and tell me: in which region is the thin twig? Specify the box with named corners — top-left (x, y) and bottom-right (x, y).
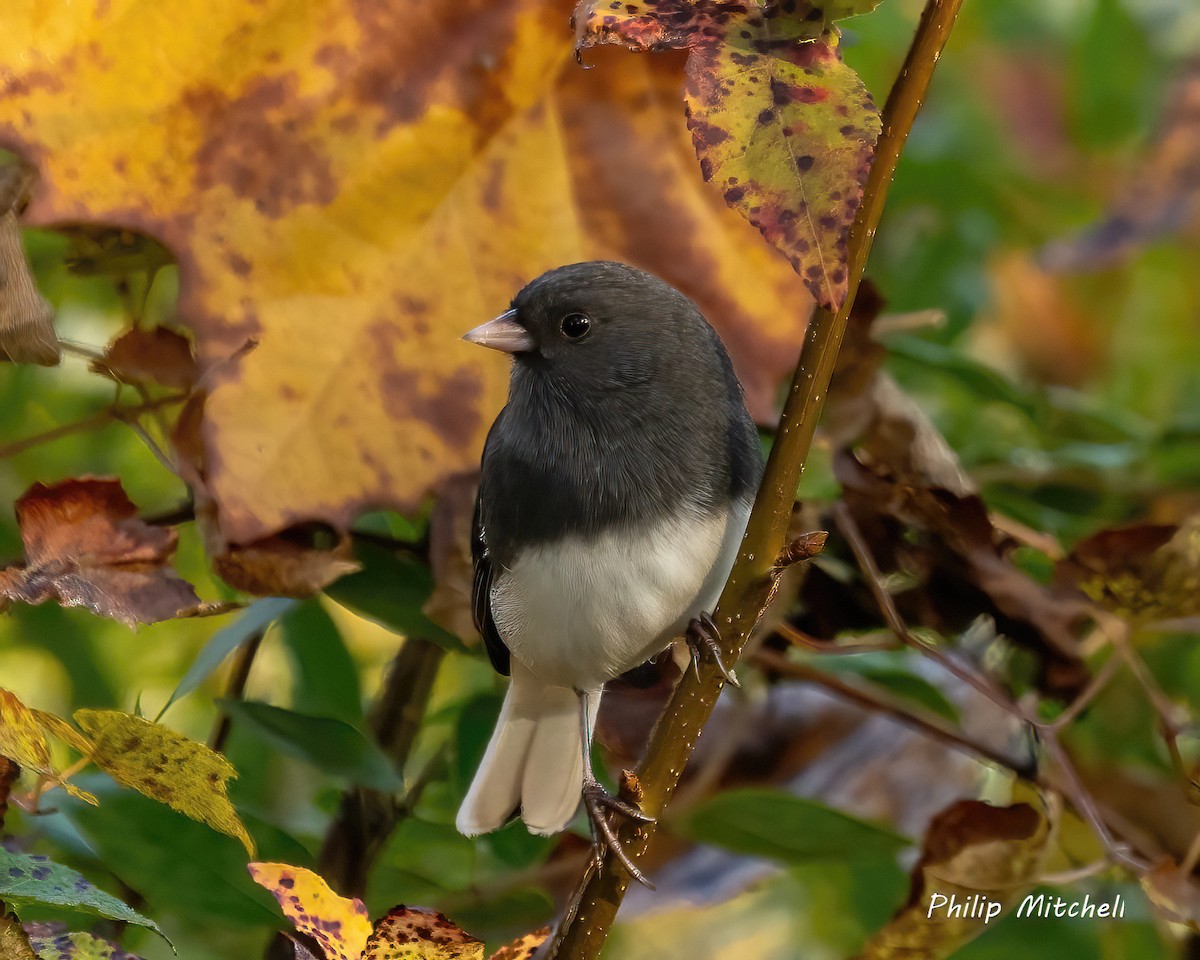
top-left (1044, 652), bottom-right (1119, 732)
top-left (0, 392), bottom-right (187, 460)
top-left (1106, 620), bottom-right (1194, 791)
top-left (1181, 828), bottom-right (1200, 876)
top-left (776, 622), bottom-right (901, 654)
top-left (832, 500), bottom-right (1019, 715)
top-left (547, 4), bottom-right (965, 956)
top-left (833, 502), bottom-right (1156, 873)
top-left (1040, 735), bottom-right (1147, 872)
top-left (751, 648), bottom-right (1035, 774)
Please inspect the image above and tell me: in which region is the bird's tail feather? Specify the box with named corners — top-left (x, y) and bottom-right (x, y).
top-left (457, 661), bottom-right (599, 837)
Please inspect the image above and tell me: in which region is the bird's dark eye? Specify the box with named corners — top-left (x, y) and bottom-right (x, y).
top-left (559, 313), bottom-right (591, 341)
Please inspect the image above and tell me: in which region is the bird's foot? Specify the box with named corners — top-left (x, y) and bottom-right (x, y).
top-left (582, 777), bottom-right (655, 888)
top-left (685, 612), bottom-right (740, 687)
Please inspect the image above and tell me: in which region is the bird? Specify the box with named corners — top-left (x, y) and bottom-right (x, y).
top-left (455, 261), bottom-right (763, 883)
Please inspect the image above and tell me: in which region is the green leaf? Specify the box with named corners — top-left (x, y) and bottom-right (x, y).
top-left (158, 597), bottom-right (297, 719)
top-left (324, 542), bottom-right (464, 652)
top-left (0, 848), bottom-right (167, 943)
top-left (888, 335), bottom-right (1040, 418)
top-left (828, 663), bottom-right (960, 722)
top-left (1069, 0), bottom-right (1158, 149)
top-left (280, 600), bottom-right (363, 724)
top-left (62, 776), bottom-right (285, 928)
top-left (217, 699), bottom-right (402, 792)
top-left (674, 789), bottom-right (907, 863)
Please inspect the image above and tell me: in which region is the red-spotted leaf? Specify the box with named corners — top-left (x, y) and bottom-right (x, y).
top-left (576, 0), bottom-right (881, 310)
top-left (364, 906), bottom-right (484, 960)
top-left (248, 863), bottom-right (372, 960)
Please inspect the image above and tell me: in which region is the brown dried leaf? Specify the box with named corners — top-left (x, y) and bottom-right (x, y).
top-left (92, 327), bottom-right (198, 390)
top-left (1056, 517), bottom-right (1200, 624)
top-left (858, 794), bottom-right (1056, 960)
top-left (213, 532), bottom-right (360, 598)
top-left (0, 163), bottom-right (58, 366)
top-left (0, 478), bottom-right (199, 626)
top-left (833, 452), bottom-right (1089, 694)
top-left (423, 472), bottom-right (482, 642)
top-left (1141, 858), bottom-right (1200, 931)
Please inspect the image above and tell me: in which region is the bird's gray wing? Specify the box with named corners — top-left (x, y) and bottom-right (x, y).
top-left (472, 492), bottom-right (511, 677)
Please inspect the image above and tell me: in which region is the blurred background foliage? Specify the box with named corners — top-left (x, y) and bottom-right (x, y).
top-left (2, 0), bottom-right (1200, 957)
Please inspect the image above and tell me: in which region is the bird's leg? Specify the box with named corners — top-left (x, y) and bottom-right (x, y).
top-left (685, 611), bottom-right (740, 687)
top-left (576, 690), bottom-right (655, 888)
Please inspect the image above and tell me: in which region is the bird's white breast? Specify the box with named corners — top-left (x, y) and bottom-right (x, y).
top-left (490, 499), bottom-right (752, 689)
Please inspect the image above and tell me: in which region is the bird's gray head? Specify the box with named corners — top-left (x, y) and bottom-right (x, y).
top-left (463, 261), bottom-right (719, 393)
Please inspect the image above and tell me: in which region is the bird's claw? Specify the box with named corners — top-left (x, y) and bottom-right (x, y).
top-left (686, 612), bottom-right (740, 687)
top-left (582, 778), bottom-right (655, 888)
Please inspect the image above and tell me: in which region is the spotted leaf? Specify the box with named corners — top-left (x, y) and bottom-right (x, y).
top-left (73, 709), bottom-right (254, 855)
top-left (576, 0), bottom-right (881, 309)
top-left (24, 926), bottom-right (146, 960)
top-left (364, 906), bottom-right (484, 960)
top-left (0, 849), bottom-right (165, 941)
top-left (248, 862), bottom-right (372, 960)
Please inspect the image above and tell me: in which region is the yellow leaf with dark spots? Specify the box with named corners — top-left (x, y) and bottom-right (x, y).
top-left (249, 862), bottom-right (372, 960)
top-left (364, 906), bottom-right (484, 960)
top-left (74, 709), bottom-right (254, 855)
top-left (487, 928), bottom-right (550, 960)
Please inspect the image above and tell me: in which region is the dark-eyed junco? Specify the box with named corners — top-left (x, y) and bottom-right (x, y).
top-left (456, 261), bottom-right (763, 882)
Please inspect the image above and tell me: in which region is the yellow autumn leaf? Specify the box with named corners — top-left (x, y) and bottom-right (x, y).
top-left (487, 928), bottom-right (550, 960)
top-left (248, 862), bottom-right (373, 960)
top-left (0, 0), bottom-right (811, 550)
top-left (32, 709), bottom-right (96, 759)
top-left (0, 690), bottom-right (96, 805)
top-left (0, 688), bottom-right (53, 773)
top-left (363, 906), bottom-right (485, 960)
top-left (0, 914), bottom-right (37, 960)
top-left (74, 709), bottom-right (254, 855)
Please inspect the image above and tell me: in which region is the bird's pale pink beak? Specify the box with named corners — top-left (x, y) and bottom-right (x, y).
top-left (462, 309), bottom-right (535, 354)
